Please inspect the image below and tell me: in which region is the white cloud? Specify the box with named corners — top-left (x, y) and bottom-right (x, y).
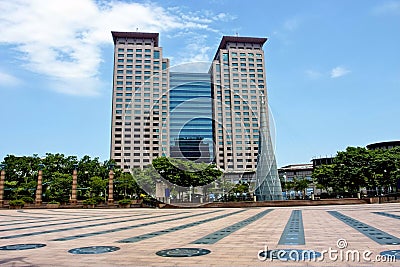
top-left (0, 0), bottom-right (230, 96)
top-left (330, 66), bottom-right (351, 78)
top-left (0, 70), bottom-right (20, 87)
top-left (372, 1), bottom-right (400, 15)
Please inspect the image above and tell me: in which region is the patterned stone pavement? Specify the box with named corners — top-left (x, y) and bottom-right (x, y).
top-left (0, 203), bottom-right (399, 266)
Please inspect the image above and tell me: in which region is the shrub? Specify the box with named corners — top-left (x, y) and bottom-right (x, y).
top-left (9, 199), bottom-right (25, 207)
top-left (48, 200), bottom-right (60, 204)
top-left (21, 196), bottom-right (34, 203)
top-left (83, 198), bottom-right (97, 205)
top-left (118, 199), bottom-right (132, 205)
top-left (92, 196), bottom-right (105, 204)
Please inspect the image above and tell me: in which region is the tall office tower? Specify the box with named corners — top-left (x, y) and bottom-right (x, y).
top-left (110, 32), bottom-right (170, 171)
top-left (169, 72), bottom-right (213, 163)
top-left (210, 36), bottom-right (269, 181)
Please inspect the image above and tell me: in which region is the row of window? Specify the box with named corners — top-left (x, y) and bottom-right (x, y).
top-left (116, 81), bottom-right (168, 86)
top-left (116, 86), bottom-right (166, 92)
top-left (219, 152), bottom-right (258, 157)
top-left (114, 152), bottom-right (159, 157)
top-left (217, 134), bottom-right (259, 140)
top-left (114, 134), bottom-right (168, 139)
top-left (116, 75), bottom-right (159, 80)
top-left (116, 62), bottom-right (168, 70)
top-left (114, 139), bottom-right (160, 144)
top-left (115, 109), bottom-right (167, 116)
top-left (115, 146), bottom-right (160, 151)
top-left (117, 48), bottom-right (154, 53)
top-left (217, 111), bottom-right (258, 117)
top-left (217, 117), bottom-right (258, 123)
top-left (216, 73), bottom-right (263, 77)
top-left (115, 121), bottom-right (158, 126)
top-left (225, 158), bottom-right (256, 162)
top-left (222, 53), bottom-right (262, 61)
top-left (115, 127), bottom-right (161, 132)
top-left (115, 93), bottom-right (167, 100)
top-left (230, 52), bottom-right (262, 57)
top-left (216, 145), bottom-right (259, 151)
top-left (117, 48), bottom-right (160, 58)
top-left (219, 164), bottom-right (255, 169)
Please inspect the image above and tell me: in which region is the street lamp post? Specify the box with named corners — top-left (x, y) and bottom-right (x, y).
top-left (70, 164), bottom-right (78, 205)
top-left (0, 164), bottom-right (6, 207)
top-left (108, 164), bottom-right (115, 206)
top-left (35, 164), bottom-right (44, 206)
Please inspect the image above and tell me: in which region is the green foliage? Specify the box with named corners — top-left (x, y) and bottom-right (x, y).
top-left (312, 146), bottom-right (400, 194)
top-left (46, 172), bottom-right (72, 203)
top-left (115, 172), bottom-right (141, 199)
top-left (82, 198), bottom-right (97, 205)
top-left (48, 200), bottom-right (60, 204)
top-left (118, 198), bottom-right (132, 205)
top-left (231, 182), bottom-right (249, 194)
top-left (1, 153), bottom-right (120, 202)
top-left (20, 196), bottom-right (34, 203)
top-left (152, 157), bottom-right (222, 187)
top-left (89, 176), bottom-right (107, 196)
top-left (9, 199), bottom-right (25, 207)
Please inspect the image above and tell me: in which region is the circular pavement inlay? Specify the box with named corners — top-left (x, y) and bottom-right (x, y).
top-left (156, 248), bottom-right (211, 257)
top-left (259, 249), bottom-right (321, 261)
top-left (380, 250), bottom-right (400, 260)
top-left (68, 246), bottom-right (120, 254)
top-left (0, 244), bottom-right (46, 250)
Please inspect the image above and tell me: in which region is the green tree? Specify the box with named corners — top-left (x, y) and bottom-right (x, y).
top-left (334, 147), bottom-right (371, 193)
top-left (312, 164), bottom-right (337, 192)
top-left (152, 157), bottom-right (222, 187)
top-left (115, 172), bottom-right (141, 198)
top-left (293, 177), bottom-right (310, 199)
top-left (46, 172), bottom-right (72, 203)
top-left (89, 176), bottom-right (107, 197)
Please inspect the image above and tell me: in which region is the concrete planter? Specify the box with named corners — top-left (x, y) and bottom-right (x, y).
top-left (46, 203), bottom-right (60, 208)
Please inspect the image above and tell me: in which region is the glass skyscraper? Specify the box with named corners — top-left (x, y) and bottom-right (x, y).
top-left (169, 72), bottom-right (213, 163)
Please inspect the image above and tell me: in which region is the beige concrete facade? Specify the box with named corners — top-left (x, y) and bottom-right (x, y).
top-left (110, 32), bottom-right (170, 171)
top-left (210, 36), bottom-right (269, 183)
top-left (210, 37), bottom-right (267, 172)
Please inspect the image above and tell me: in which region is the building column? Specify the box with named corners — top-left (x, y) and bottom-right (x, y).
top-left (35, 164), bottom-right (44, 206)
top-left (108, 164), bottom-right (114, 205)
top-left (0, 164), bottom-right (6, 207)
top-left (70, 164), bottom-right (78, 205)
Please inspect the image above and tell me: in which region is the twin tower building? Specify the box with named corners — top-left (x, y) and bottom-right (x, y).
top-left (110, 31), bottom-right (282, 201)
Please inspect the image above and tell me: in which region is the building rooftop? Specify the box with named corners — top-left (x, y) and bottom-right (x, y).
top-left (366, 140), bottom-right (400, 150)
top-left (279, 164), bottom-right (313, 171)
top-left (213, 36), bottom-right (268, 60)
top-left (111, 31), bottom-right (159, 46)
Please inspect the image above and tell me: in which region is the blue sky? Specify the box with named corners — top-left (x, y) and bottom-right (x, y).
top-left (0, 0), bottom-right (399, 167)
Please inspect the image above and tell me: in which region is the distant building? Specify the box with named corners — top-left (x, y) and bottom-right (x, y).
top-left (366, 141), bottom-right (400, 150)
top-left (312, 157), bottom-right (334, 168)
top-left (278, 163), bottom-right (314, 198)
top-left (278, 164), bottom-right (313, 182)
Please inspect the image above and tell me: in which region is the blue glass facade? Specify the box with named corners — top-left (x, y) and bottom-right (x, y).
top-left (169, 72), bottom-right (213, 162)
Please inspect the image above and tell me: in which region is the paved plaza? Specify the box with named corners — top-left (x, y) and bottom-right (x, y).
top-left (0, 203), bottom-right (399, 266)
